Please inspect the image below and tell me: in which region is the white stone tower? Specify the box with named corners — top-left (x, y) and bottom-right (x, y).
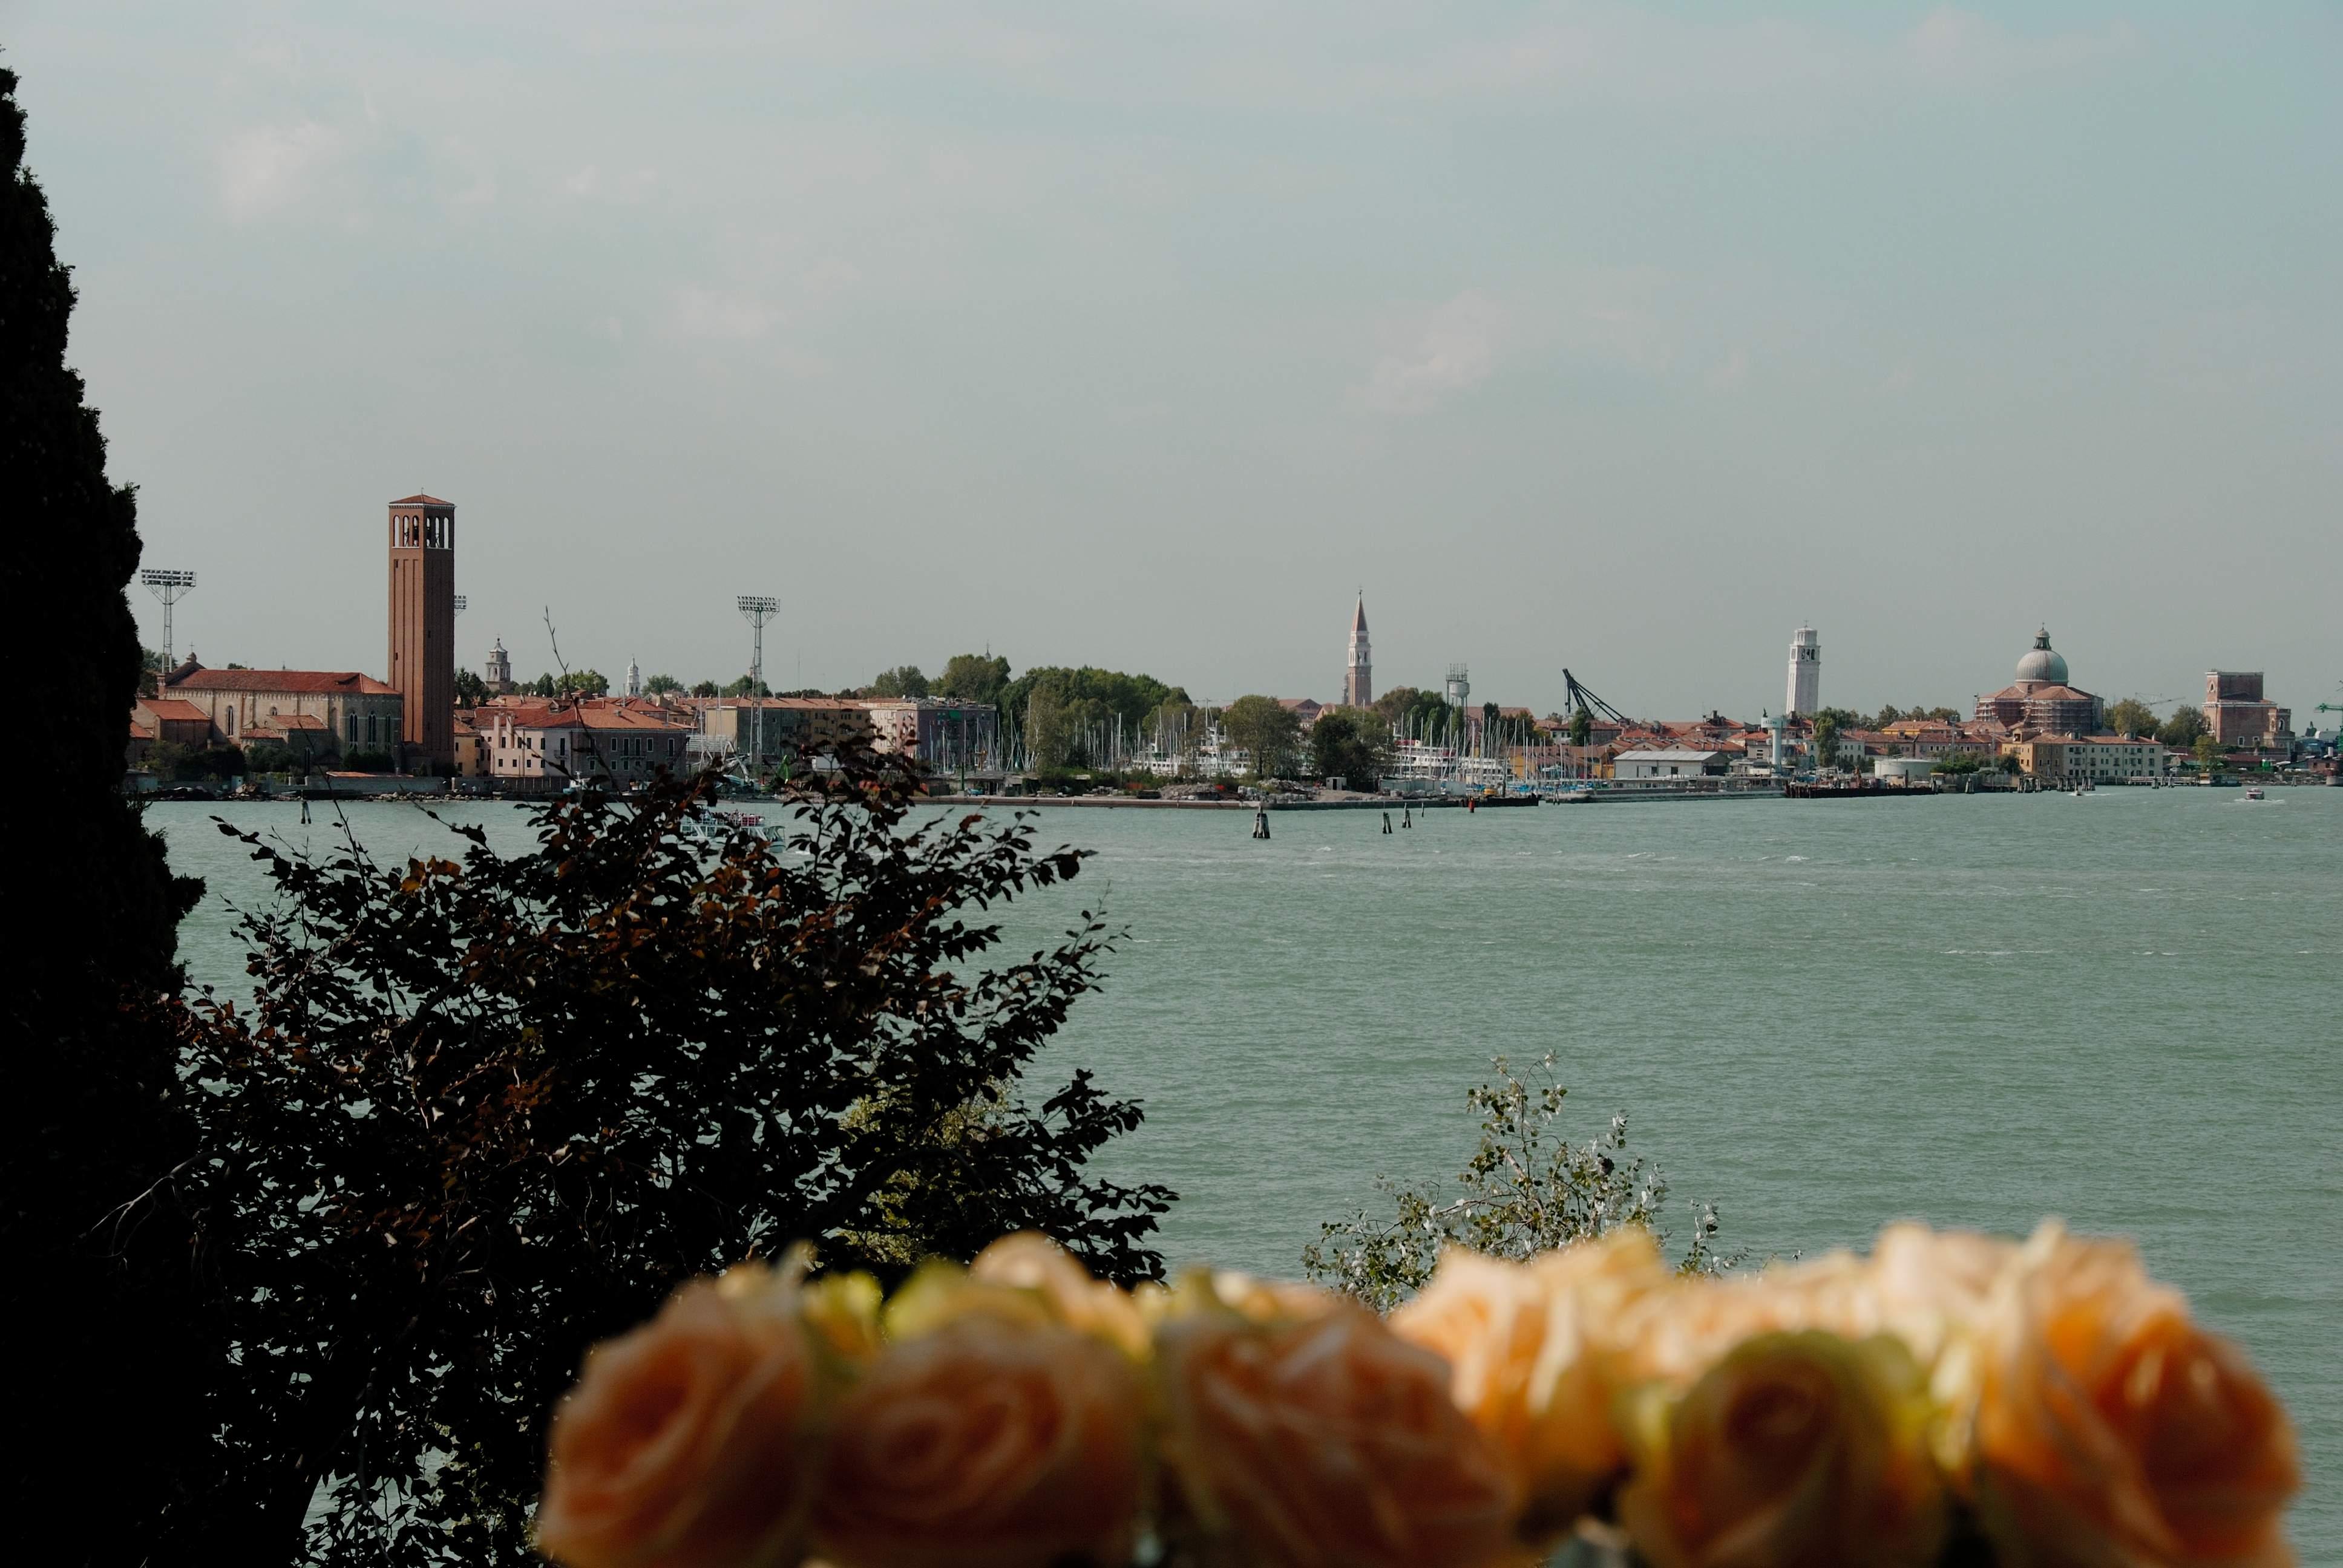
top-left (1342, 593), bottom-right (1372, 708)
top-left (1786, 626), bottom-right (1820, 717)
top-left (626, 655), bottom-right (643, 699)
top-left (484, 637), bottom-right (514, 694)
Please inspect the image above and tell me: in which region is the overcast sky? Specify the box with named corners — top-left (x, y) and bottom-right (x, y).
top-left (16, 2), bottom-right (2340, 718)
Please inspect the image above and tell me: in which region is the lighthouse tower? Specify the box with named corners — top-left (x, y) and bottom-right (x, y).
top-left (1785, 625), bottom-right (1820, 718)
top-left (1342, 593), bottom-right (1373, 708)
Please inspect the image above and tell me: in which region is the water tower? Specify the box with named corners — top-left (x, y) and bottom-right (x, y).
top-left (1444, 663), bottom-right (1470, 709)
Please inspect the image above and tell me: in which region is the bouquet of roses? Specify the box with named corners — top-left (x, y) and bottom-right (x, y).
top-left (532, 1223), bottom-right (2298, 1568)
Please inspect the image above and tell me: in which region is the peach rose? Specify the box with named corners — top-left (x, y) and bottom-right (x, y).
top-left (1869, 1223), bottom-right (2016, 1368)
top-left (812, 1315), bottom-right (1145, 1568)
top-left (537, 1270), bottom-right (820, 1568)
top-left (1966, 1223), bottom-right (2298, 1568)
top-left (1617, 1329), bottom-right (1947, 1568)
top-left (1158, 1290), bottom-right (1521, 1568)
top-left (1391, 1232), bottom-right (1670, 1532)
top-left (968, 1232), bottom-right (1152, 1357)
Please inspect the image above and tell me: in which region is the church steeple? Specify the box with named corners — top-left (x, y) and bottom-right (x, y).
top-left (1343, 592), bottom-right (1373, 709)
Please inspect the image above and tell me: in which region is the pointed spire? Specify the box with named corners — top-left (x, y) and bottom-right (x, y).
top-left (1351, 592), bottom-right (1368, 634)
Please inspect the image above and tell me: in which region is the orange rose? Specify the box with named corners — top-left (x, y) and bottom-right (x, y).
top-left (1967, 1223), bottom-right (2298, 1568)
top-left (812, 1315), bottom-right (1145, 1568)
top-left (537, 1270), bottom-right (819, 1568)
top-left (1391, 1232), bottom-right (1670, 1532)
top-left (1158, 1289), bottom-right (1521, 1568)
top-left (1617, 1329), bottom-right (1946, 1568)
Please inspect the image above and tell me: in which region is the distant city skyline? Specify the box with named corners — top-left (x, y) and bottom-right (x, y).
top-left (17, 1), bottom-right (2339, 718)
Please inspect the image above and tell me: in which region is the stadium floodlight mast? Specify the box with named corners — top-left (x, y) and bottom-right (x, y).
top-left (452, 594), bottom-right (468, 615)
top-left (738, 595), bottom-right (779, 783)
top-left (139, 569), bottom-right (197, 668)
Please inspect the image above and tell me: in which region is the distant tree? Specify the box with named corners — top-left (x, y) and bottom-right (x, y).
top-left (720, 675), bottom-right (772, 698)
top-left (1811, 713), bottom-right (1844, 771)
top-left (2192, 734), bottom-right (2223, 774)
top-left (340, 746), bottom-right (396, 773)
top-left (868, 664), bottom-right (931, 699)
top-left (1935, 752), bottom-right (1986, 776)
top-left (1304, 1056), bottom-right (1726, 1313)
top-left (243, 742), bottom-right (296, 776)
top-left (1308, 707), bottom-right (1392, 788)
top-left (1569, 707), bottom-right (1593, 748)
top-left (454, 667), bottom-right (488, 707)
top-left (643, 673), bottom-right (683, 696)
top-left (2000, 752), bottom-right (2024, 776)
top-left (1222, 693), bottom-right (1303, 779)
top-left (1923, 706), bottom-right (1962, 724)
top-left (2158, 707), bottom-right (2209, 747)
top-left (567, 668), bottom-right (609, 698)
top-left (1873, 704), bottom-right (1905, 728)
top-left (998, 666), bottom-right (1190, 737)
top-left (936, 653), bottom-right (1011, 706)
top-left (689, 679), bottom-right (719, 698)
top-left (2104, 697), bottom-right (2157, 738)
top-left (1026, 684), bottom-right (1072, 772)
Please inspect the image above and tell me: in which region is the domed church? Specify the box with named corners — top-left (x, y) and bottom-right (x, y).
top-left (1974, 628), bottom-right (2103, 734)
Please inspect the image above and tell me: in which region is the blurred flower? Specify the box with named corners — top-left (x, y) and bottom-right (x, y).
top-left (537, 1264), bottom-right (820, 1568)
top-left (1966, 1223), bottom-right (2298, 1568)
top-left (1158, 1288), bottom-right (1520, 1568)
top-left (1391, 1231), bottom-right (1670, 1532)
top-left (966, 1232), bottom-right (1152, 1358)
top-left (812, 1314), bottom-right (1144, 1568)
top-left (1617, 1329), bottom-right (1945, 1568)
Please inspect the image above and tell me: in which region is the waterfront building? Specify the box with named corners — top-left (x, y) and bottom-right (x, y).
top-left (125, 696), bottom-right (213, 765)
top-left (1611, 748), bottom-right (1733, 780)
top-left (1876, 718), bottom-right (2002, 760)
top-left (1786, 626), bottom-right (1820, 717)
top-left (482, 701), bottom-right (690, 791)
top-left (2203, 671), bottom-right (2291, 748)
top-left (862, 696), bottom-right (1003, 773)
top-left (2005, 734), bottom-right (2171, 785)
top-left (1342, 595), bottom-right (1373, 708)
top-left (451, 713), bottom-right (486, 777)
top-left (164, 654), bottom-right (403, 756)
top-left (483, 638), bottom-right (516, 694)
top-left (696, 696), bottom-right (877, 773)
top-left (386, 494), bottom-right (457, 769)
top-left (1974, 628), bottom-right (2103, 734)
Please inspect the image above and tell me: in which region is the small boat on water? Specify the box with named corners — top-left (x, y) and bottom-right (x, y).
top-left (2244, 785), bottom-right (2266, 801)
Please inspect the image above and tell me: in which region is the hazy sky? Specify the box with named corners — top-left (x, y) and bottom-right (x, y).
top-left (16, 2), bottom-right (2340, 719)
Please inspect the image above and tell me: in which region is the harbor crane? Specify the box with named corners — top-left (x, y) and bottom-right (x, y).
top-left (1560, 669), bottom-right (1633, 728)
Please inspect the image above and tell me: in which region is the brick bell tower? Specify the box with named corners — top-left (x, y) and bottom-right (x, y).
top-left (387, 493), bottom-right (456, 769)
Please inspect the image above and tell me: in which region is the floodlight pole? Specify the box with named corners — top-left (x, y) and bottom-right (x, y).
top-left (738, 595), bottom-right (779, 787)
top-left (140, 569), bottom-right (197, 668)
top-left (452, 594), bottom-right (467, 615)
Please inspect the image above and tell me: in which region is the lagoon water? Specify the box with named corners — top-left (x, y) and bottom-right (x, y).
top-left (154, 788), bottom-right (2342, 1559)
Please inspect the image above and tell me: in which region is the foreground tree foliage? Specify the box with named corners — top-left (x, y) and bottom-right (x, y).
top-left (1304, 1055), bottom-right (1726, 1313)
top-left (171, 752), bottom-right (1172, 1562)
top-left (1, 65), bottom-right (212, 1563)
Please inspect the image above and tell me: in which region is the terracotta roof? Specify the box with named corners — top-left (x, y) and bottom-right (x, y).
top-left (138, 698), bottom-right (209, 722)
top-left (171, 668), bottom-right (398, 695)
top-left (389, 493), bottom-right (453, 506)
top-left (2025, 685), bottom-right (2096, 702)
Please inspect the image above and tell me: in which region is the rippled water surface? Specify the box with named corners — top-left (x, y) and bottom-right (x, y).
top-left (154, 787), bottom-right (2343, 1560)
